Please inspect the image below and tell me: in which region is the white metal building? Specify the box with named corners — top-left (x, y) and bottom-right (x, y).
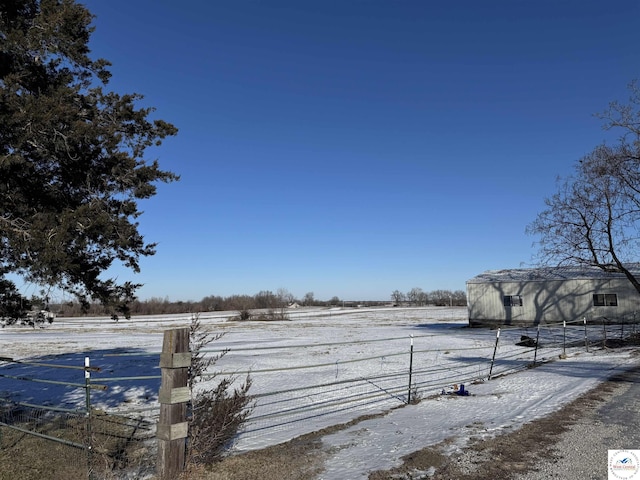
top-left (466, 265), bottom-right (640, 327)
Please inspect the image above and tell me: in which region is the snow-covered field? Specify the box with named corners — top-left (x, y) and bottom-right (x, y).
top-left (1, 306), bottom-right (638, 479)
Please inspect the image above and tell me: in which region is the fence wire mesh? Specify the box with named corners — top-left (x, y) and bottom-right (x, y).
top-left (0, 401), bottom-right (157, 480)
top-left (0, 403), bottom-right (88, 480)
top-left (0, 353), bottom-right (158, 480)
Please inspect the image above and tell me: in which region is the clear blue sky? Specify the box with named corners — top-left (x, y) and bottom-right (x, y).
top-left (80, 0), bottom-right (638, 302)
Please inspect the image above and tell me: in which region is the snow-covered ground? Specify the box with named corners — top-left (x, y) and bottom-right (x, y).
top-left (1, 306), bottom-right (638, 479)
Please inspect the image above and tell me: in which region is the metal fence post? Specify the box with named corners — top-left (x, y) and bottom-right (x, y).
top-left (562, 320), bottom-right (566, 357)
top-left (407, 335), bottom-right (414, 404)
top-left (533, 325), bottom-right (540, 365)
top-left (85, 356), bottom-right (93, 480)
top-left (584, 317), bottom-right (589, 352)
top-left (488, 328), bottom-right (500, 380)
top-left (157, 328), bottom-right (191, 480)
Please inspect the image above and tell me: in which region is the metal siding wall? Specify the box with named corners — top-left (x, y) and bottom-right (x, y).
top-left (467, 282), bottom-right (512, 324)
top-left (531, 279), bottom-right (594, 323)
top-left (467, 277), bottom-right (640, 326)
top-left (589, 278), bottom-right (640, 322)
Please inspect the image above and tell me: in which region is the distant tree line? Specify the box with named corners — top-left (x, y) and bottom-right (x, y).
top-left (391, 288), bottom-right (467, 306)
top-left (49, 289), bottom-right (359, 317)
top-left (43, 286), bottom-right (465, 318)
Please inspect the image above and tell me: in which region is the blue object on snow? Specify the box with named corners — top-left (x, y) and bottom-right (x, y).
top-left (441, 384), bottom-right (470, 396)
top-left (456, 384), bottom-right (469, 396)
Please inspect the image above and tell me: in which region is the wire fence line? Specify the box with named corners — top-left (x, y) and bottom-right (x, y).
top-left (1, 314), bottom-right (638, 476)
top-left (209, 318), bottom-right (640, 451)
top-left (0, 355), bottom-right (158, 480)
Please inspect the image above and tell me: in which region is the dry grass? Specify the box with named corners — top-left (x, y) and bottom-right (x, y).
top-left (181, 434), bottom-right (324, 480)
top-left (0, 410), bottom-right (154, 480)
top-left (0, 428), bottom-right (88, 480)
top-left (180, 411), bottom-right (394, 480)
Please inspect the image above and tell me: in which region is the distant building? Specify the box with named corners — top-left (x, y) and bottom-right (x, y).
top-left (466, 265), bottom-right (640, 327)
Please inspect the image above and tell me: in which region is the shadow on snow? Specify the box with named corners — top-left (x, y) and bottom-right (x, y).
top-left (0, 348), bottom-right (161, 411)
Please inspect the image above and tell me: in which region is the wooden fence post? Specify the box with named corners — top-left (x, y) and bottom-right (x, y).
top-left (157, 328), bottom-right (191, 480)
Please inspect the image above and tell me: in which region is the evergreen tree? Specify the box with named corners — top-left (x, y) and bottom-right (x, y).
top-left (0, 0), bottom-right (178, 316)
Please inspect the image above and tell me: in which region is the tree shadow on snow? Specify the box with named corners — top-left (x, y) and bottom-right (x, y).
top-left (0, 348), bottom-right (161, 411)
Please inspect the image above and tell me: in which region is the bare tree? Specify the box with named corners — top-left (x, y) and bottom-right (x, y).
top-left (254, 290), bottom-right (277, 309)
top-left (527, 81), bottom-right (640, 294)
top-left (276, 288), bottom-right (295, 306)
top-left (429, 289), bottom-right (452, 306)
top-left (303, 292), bottom-right (315, 306)
top-left (406, 287), bottom-right (425, 306)
top-left (451, 290), bottom-right (467, 306)
top-left (391, 290), bottom-right (405, 305)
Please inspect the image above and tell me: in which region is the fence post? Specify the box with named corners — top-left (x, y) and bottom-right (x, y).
top-left (562, 320), bottom-right (566, 357)
top-left (85, 356), bottom-right (93, 480)
top-left (533, 325), bottom-right (540, 365)
top-left (157, 328), bottom-right (191, 480)
top-left (407, 335), bottom-right (414, 404)
top-left (488, 328), bottom-right (500, 380)
top-left (583, 317), bottom-right (589, 352)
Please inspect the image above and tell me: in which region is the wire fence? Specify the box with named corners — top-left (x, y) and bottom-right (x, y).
top-left (1, 313), bottom-right (639, 477)
top-left (0, 355), bottom-right (159, 480)
top-left (203, 318), bottom-right (640, 451)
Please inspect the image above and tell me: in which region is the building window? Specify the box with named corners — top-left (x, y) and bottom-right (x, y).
top-left (593, 294), bottom-right (618, 306)
top-left (503, 295), bottom-right (523, 307)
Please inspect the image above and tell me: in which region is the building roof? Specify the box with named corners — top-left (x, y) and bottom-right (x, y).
top-left (467, 264), bottom-right (640, 284)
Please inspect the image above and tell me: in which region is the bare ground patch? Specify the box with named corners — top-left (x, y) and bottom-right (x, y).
top-left (182, 411), bottom-right (394, 480)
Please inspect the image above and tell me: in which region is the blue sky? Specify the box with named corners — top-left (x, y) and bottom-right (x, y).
top-left (78, 0), bottom-right (638, 302)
